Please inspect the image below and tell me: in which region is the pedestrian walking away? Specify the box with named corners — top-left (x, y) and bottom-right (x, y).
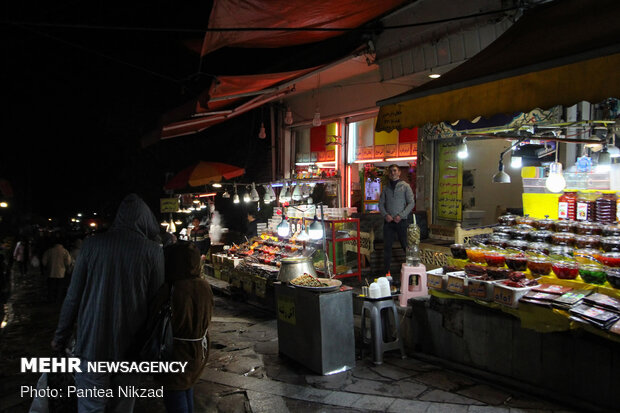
top-left (50, 193), bottom-right (165, 413)
top-left (149, 241), bottom-right (214, 413)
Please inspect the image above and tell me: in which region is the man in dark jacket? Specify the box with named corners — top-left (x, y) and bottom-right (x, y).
top-left (379, 164), bottom-right (415, 276)
top-left (52, 194), bottom-right (165, 412)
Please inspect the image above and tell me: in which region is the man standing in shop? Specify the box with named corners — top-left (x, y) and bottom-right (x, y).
top-left (379, 164), bottom-right (415, 277)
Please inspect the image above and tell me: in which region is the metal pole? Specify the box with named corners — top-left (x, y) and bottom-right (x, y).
top-left (320, 204), bottom-right (332, 278)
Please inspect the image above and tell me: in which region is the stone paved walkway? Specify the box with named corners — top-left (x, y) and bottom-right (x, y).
top-left (0, 268), bottom-right (578, 412)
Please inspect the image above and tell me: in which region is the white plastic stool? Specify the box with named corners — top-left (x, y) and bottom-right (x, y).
top-left (399, 263), bottom-right (428, 307)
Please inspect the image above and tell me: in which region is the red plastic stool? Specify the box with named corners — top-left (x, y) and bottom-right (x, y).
top-left (399, 263), bottom-right (428, 306)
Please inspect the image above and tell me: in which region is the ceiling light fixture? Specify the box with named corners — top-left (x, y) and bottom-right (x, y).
top-left (233, 184), bottom-right (240, 204)
top-left (250, 183), bottom-right (260, 202)
top-left (492, 138), bottom-right (526, 184)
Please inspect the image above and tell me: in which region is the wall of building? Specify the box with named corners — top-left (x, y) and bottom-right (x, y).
top-left (461, 139), bottom-right (524, 225)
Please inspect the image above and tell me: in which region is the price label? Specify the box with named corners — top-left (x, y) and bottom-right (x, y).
top-left (447, 276), bottom-right (465, 294)
top-left (493, 286), bottom-right (515, 306)
top-left (427, 274), bottom-right (444, 289)
top-left (468, 281), bottom-right (487, 298)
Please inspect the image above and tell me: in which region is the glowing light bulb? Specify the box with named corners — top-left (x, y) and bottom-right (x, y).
top-left (511, 156), bottom-right (522, 168)
top-left (277, 217), bottom-right (290, 237)
top-left (545, 162), bottom-right (566, 193)
top-left (457, 140), bottom-right (468, 159)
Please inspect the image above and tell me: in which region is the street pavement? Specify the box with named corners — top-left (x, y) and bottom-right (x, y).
top-left (0, 267), bottom-right (577, 413)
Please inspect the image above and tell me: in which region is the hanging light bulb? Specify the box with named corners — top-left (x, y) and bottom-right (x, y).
top-left (263, 185), bottom-right (272, 204)
top-left (545, 162), bottom-right (567, 193)
top-left (280, 183), bottom-right (290, 202)
top-left (270, 184), bottom-right (276, 201)
top-left (511, 154), bottom-right (522, 168)
top-left (250, 183), bottom-right (260, 202)
top-left (308, 215), bottom-right (324, 240)
top-left (258, 122), bottom-right (267, 139)
top-left (284, 107), bottom-right (293, 125)
top-left (243, 187), bottom-right (251, 203)
top-left (168, 220), bottom-right (176, 233)
top-left (457, 138), bottom-right (468, 159)
top-left (277, 215), bottom-right (290, 237)
top-left (233, 184), bottom-right (240, 204)
top-left (492, 156), bottom-right (511, 184)
top-left (292, 184), bottom-right (303, 201)
top-left (212, 183), bottom-right (222, 188)
top-left (312, 108), bottom-right (321, 127)
top-left (297, 224), bottom-right (309, 241)
top-left (174, 219), bottom-right (183, 225)
top-left (222, 189), bottom-right (230, 199)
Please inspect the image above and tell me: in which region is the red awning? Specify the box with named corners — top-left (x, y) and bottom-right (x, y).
top-left (195, 68), bottom-right (317, 113)
top-left (147, 68), bottom-right (317, 142)
top-left (200, 0), bottom-right (408, 56)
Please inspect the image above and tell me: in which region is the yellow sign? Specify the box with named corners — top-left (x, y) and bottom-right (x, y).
top-left (160, 198), bottom-right (179, 213)
top-left (276, 295), bottom-right (296, 325)
top-left (436, 143), bottom-right (462, 221)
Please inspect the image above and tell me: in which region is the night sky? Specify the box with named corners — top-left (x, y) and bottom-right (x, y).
top-left (2, 1), bottom-right (270, 223)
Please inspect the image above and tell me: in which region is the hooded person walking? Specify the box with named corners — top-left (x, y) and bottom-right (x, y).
top-left (51, 194), bottom-right (165, 412)
top-left (149, 241), bottom-right (214, 413)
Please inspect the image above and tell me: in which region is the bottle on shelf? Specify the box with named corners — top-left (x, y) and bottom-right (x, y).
top-left (558, 190), bottom-right (578, 220)
top-left (595, 190), bottom-right (617, 225)
top-left (576, 190), bottom-right (599, 222)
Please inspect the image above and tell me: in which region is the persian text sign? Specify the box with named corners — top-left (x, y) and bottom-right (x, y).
top-left (436, 143), bottom-right (462, 221)
top-left (160, 198), bottom-right (179, 213)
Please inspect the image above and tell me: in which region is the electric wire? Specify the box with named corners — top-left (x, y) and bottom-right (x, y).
top-left (1, 6), bottom-right (521, 34)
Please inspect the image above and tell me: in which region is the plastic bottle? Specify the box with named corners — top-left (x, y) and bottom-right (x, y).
top-left (595, 191), bottom-right (617, 224)
top-left (377, 277), bottom-right (391, 297)
top-left (369, 282), bottom-right (381, 298)
top-left (576, 190), bottom-right (598, 222)
top-left (558, 190), bottom-right (577, 220)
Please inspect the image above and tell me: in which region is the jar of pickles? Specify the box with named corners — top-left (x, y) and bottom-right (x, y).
top-left (528, 230), bottom-right (554, 243)
top-left (534, 215), bottom-right (555, 231)
top-left (576, 190), bottom-right (599, 221)
top-left (497, 214), bottom-right (519, 226)
top-left (551, 232), bottom-right (575, 246)
top-left (551, 261), bottom-right (579, 280)
top-left (595, 191), bottom-right (617, 224)
top-left (527, 256), bottom-right (553, 276)
top-left (553, 220), bottom-right (576, 233)
top-left (602, 224), bottom-right (620, 237)
top-left (516, 215), bottom-right (536, 226)
top-left (511, 228), bottom-right (532, 240)
top-left (578, 264), bottom-right (607, 284)
top-left (558, 190), bottom-right (578, 220)
top-left (574, 235), bottom-right (601, 250)
top-left (601, 236), bottom-right (620, 252)
top-left (574, 221), bottom-right (602, 235)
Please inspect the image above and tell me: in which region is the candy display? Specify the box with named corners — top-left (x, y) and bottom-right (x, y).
top-left (450, 244), bottom-right (468, 260)
top-left (483, 251), bottom-right (506, 267)
top-left (599, 252), bottom-right (620, 268)
top-left (601, 236), bottom-right (620, 252)
top-left (505, 253), bottom-right (528, 271)
top-left (466, 247), bottom-right (486, 264)
top-left (606, 268), bottom-right (620, 289)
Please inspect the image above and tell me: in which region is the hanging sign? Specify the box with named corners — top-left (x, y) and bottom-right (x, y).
top-left (436, 143), bottom-right (463, 221)
top-left (160, 198), bottom-right (179, 213)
